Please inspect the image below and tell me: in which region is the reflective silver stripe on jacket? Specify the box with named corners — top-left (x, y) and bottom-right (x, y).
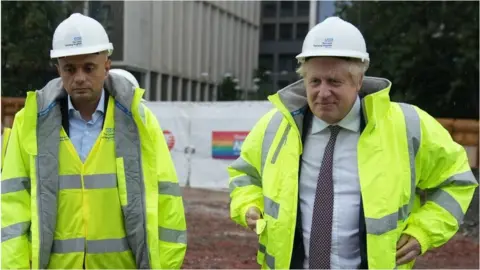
top-left (398, 103), bottom-right (421, 221)
top-left (51, 227), bottom-right (187, 255)
top-left (425, 170), bottom-right (477, 224)
top-left (365, 103), bottom-right (422, 235)
top-left (35, 74), bottom-right (151, 268)
top-left (1, 221), bottom-right (30, 242)
top-left (52, 237), bottom-right (130, 254)
top-left (1, 177), bottom-right (30, 194)
top-left (258, 243), bottom-right (275, 269)
top-left (229, 157), bottom-right (262, 191)
top-left (261, 111), bottom-right (284, 174)
top-left (229, 110), bottom-right (286, 191)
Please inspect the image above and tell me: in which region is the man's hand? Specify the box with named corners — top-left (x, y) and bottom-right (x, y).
top-left (396, 234), bottom-right (421, 265)
top-left (245, 206), bottom-right (262, 231)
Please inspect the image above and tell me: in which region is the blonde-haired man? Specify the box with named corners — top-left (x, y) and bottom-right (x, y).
top-left (228, 17), bottom-right (477, 269)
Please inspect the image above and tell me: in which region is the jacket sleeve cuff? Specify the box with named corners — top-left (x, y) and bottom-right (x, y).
top-left (402, 225), bottom-right (431, 255)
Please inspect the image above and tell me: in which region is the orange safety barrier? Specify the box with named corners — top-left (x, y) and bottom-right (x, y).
top-left (437, 118), bottom-right (479, 168)
top-left (1, 97), bottom-right (479, 168)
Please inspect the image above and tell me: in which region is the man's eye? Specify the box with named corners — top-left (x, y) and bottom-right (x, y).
top-left (85, 66), bottom-right (94, 73)
top-left (331, 80), bottom-right (341, 85)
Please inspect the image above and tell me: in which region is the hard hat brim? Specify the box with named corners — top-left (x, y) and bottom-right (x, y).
top-left (296, 49), bottom-right (369, 62)
top-left (50, 43), bottom-right (114, 59)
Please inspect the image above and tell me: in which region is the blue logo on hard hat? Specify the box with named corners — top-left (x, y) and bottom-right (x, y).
top-left (314, 38), bottom-right (334, 49)
top-left (72, 36), bottom-right (82, 47)
top-left (321, 38), bottom-right (333, 48)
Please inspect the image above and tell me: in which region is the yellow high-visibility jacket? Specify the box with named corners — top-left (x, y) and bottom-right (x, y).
top-left (228, 77), bottom-right (478, 269)
top-left (1, 73), bottom-right (187, 269)
top-left (2, 127), bottom-right (12, 171)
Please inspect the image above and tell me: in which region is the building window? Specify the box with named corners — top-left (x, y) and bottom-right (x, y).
top-left (259, 54), bottom-right (274, 71)
top-left (171, 76), bottom-right (179, 101)
top-left (191, 81), bottom-right (198, 101)
top-left (280, 1), bottom-right (294, 17)
top-left (296, 23), bottom-right (309, 40)
top-left (182, 79), bottom-right (189, 101)
top-left (296, 1), bottom-right (310, 16)
top-left (278, 54), bottom-right (297, 72)
top-left (161, 74), bottom-right (169, 101)
top-left (279, 23), bottom-right (293, 41)
top-left (200, 83), bottom-right (206, 101)
top-left (89, 1), bottom-right (124, 61)
top-left (150, 72), bottom-right (158, 101)
top-left (278, 80), bottom-right (291, 89)
top-left (261, 1), bottom-right (277, 18)
top-left (209, 84), bottom-right (215, 101)
top-left (261, 23), bottom-right (276, 41)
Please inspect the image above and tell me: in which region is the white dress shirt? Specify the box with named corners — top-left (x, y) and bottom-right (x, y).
top-left (68, 90), bottom-right (105, 162)
top-left (299, 96), bottom-right (362, 269)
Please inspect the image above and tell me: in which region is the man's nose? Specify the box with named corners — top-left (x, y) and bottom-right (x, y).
top-left (317, 85), bottom-right (332, 99)
top-left (73, 71), bottom-right (86, 84)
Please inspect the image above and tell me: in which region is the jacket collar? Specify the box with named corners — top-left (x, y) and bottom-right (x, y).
top-left (268, 76), bottom-right (392, 139)
top-left (22, 73), bottom-right (142, 155)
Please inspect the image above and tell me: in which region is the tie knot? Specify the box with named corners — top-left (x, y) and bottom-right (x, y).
top-left (329, 125), bottom-right (341, 136)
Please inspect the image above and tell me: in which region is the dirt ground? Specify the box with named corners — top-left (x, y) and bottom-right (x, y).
top-left (181, 187), bottom-right (479, 269)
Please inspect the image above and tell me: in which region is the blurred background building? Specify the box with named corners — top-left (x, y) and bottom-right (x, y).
top-left (86, 0), bottom-right (260, 101)
top-left (2, 0), bottom-right (478, 119)
top-left (256, 0), bottom-right (337, 92)
top-left (258, 0), bottom-right (310, 91)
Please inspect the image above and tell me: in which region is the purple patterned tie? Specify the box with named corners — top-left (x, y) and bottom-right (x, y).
top-left (309, 125), bottom-right (341, 269)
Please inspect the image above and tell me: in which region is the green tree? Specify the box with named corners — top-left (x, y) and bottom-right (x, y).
top-left (251, 68), bottom-right (275, 101)
top-left (2, 1), bottom-right (83, 97)
top-left (336, 1), bottom-right (479, 119)
top-left (217, 76), bottom-right (239, 101)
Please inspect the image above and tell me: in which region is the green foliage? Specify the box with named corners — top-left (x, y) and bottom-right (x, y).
top-left (250, 67), bottom-right (275, 101)
top-left (1, 1), bottom-right (83, 97)
top-left (335, 1), bottom-right (479, 118)
top-left (217, 76), bottom-right (239, 101)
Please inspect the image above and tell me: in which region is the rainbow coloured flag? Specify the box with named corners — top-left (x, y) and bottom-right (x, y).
top-left (211, 131), bottom-right (249, 159)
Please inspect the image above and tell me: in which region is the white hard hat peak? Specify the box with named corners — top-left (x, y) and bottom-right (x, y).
top-left (296, 16), bottom-right (369, 62)
top-left (50, 13), bottom-right (113, 59)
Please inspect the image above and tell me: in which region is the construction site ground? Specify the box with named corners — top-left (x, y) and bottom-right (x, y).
top-left (181, 187), bottom-right (479, 269)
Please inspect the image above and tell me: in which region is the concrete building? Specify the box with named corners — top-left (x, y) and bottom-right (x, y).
top-left (258, 0), bottom-right (310, 91)
top-left (86, 1), bottom-right (260, 101)
top-left (258, 1), bottom-right (338, 92)
top-left (311, 0), bottom-right (336, 26)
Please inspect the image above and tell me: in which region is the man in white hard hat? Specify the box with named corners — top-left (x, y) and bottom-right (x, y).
top-left (1, 13), bottom-right (187, 269)
top-left (228, 16), bottom-right (477, 269)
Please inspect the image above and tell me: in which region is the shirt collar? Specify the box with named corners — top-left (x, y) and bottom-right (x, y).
top-left (68, 89), bottom-right (105, 115)
top-left (311, 95), bottom-right (361, 134)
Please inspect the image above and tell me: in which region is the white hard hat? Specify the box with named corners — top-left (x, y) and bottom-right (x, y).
top-left (296, 17), bottom-right (369, 63)
top-left (109, 69), bottom-right (140, 88)
top-left (50, 13), bottom-right (113, 59)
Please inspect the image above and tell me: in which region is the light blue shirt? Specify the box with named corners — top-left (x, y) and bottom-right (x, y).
top-left (68, 90), bottom-right (105, 162)
top-left (300, 96), bottom-right (362, 269)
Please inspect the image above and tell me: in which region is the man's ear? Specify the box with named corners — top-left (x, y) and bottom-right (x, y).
top-left (356, 74), bottom-right (364, 92)
top-left (105, 58), bottom-right (112, 72)
top-left (104, 58), bottom-right (112, 78)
